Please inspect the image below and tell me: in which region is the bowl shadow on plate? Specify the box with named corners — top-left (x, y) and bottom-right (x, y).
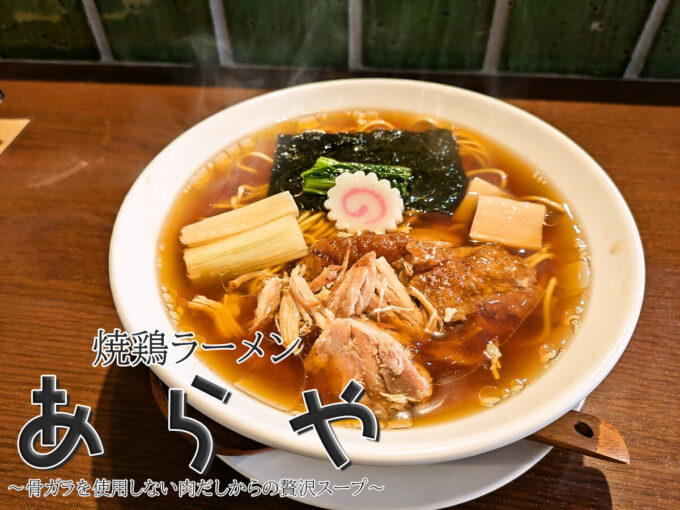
top-left (91, 364), bottom-right (612, 509)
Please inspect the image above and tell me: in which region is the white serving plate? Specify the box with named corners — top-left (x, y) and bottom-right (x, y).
top-left (219, 401), bottom-right (587, 509)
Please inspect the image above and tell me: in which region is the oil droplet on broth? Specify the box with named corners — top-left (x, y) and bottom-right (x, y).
top-left (478, 386), bottom-right (503, 407)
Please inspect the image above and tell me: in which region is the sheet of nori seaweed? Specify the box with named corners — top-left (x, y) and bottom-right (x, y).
top-left (267, 129), bottom-right (468, 214)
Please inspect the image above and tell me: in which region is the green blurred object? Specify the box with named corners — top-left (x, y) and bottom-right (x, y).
top-left (644, 0), bottom-right (680, 78)
top-left (96, 0), bottom-right (218, 63)
top-left (0, 0), bottom-right (99, 60)
top-left (223, 0), bottom-right (348, 67)
top-left (0, 0), bottom-right (676, 80)
top-left (501, 0), bottom-right (655, 76)
top-left (362, 0), bottom-right (494, 70)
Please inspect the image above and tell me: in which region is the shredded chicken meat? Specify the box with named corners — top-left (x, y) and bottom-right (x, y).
top-left (250, 232), bottom-right (542, 424)
top-left (305, 318), bottom-right (432, 420)
top-left (326, 252), bottom-right (377, 317)
top-left (251, 276), bottom-right (281, 331)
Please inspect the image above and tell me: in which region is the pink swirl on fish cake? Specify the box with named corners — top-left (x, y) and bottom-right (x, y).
top-left (341, 187), bottom-right (387, 225)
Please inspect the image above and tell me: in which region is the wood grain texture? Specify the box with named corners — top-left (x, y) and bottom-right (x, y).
top-left (0, 80), bottom-right (678, 509)
top-left (528, 410), bottom-right (630, 465)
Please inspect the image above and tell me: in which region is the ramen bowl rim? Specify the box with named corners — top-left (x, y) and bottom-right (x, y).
top-left (109, 78), bottom-right (645, 466)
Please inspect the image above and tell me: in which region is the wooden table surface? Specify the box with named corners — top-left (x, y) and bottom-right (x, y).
top-left (0, 80), bottom-right (678, 509)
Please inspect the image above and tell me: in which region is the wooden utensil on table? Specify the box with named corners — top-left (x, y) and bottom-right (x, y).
top-left (528, 409), bottom-right (629, 463)
top-left (150, 372), bottom-right (629, 464)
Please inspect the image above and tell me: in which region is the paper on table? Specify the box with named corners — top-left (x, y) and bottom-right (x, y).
top-left (0, 118), bottom-right (31, 157)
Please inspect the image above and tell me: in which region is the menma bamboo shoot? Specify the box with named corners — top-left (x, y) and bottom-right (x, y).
top-left (180, 191), bottom-right (299, 247)
top-left (470, 195), bottom-right (545, 250)
top-left (452, 177), bottom-right (512, 224)
top-left (184, 214), bottom-right (308, 281)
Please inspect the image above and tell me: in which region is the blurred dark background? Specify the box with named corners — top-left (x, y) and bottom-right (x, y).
top-left (0, 1), bottom-right (678, 100)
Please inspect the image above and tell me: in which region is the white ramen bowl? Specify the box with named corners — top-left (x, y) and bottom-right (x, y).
top-left (110, 79), bottom-right (644, 466)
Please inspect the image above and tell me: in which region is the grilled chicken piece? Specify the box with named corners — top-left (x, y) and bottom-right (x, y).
top-left (306, 231), bottom-right (411, 269)
top-left (276, 289), bottom-right (301, 347)
top-left (305, 318), bottom-right (431, 419)
top-left (251, 277), bottom-right (281, 330)
top-left (366, 256), bottom-right (425, 336)
top-left (349, 320), bottom-right (430, 401)
top-left (410, 244), bottom-right (541, 321)
top-left (303, 232), bottom-right (459, 279)
top-left (326, 252), bottom-right (377, 317)
top-left (289, 273), bottom-right (334, 330)
top-left (404, 240), bottom-right (475, 273)
top-left (251, 269), bottom-right (335, 345)
top-left (309, 264), bottom-right (343, 292)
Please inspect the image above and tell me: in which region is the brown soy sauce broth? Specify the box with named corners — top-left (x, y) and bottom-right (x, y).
top-left (157, 110), bottom-right (588, 425)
